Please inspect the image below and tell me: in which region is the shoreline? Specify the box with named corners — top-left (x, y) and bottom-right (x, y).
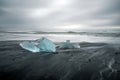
top-left (0, 41), bottom-right (120, 80)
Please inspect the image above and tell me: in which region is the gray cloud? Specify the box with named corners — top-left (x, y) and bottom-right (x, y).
top-left (0, 0), bottom-right (120, 31)
top-left (0, 0), bottom-right (51, 8)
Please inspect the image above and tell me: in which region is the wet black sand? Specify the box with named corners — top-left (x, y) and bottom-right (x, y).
top-left (0, 41), bottom-right (120, 80)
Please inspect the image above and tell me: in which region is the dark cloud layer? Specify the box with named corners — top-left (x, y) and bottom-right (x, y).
top-left (0, 0), bottom-right (120, 31)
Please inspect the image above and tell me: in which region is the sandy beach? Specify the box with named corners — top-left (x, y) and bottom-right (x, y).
top-left (0, 41), bottom-right (120, 80)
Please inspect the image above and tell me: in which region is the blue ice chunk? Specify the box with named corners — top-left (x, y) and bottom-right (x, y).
top-left (19, 37), bottom-right (56, 53)
top-left (59, 42), bottom-right (74, 49)
top-left (73, 43), bottom-right (80, 48)
top-left (59, 40), bottom-right (80, 49)
top-left (37, 37), bottom-right (56, 52)
top-left (19, 41), bottom-right (40, 53)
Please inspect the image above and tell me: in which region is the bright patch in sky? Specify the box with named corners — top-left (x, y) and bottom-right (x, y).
top-left (52, 0), bottom-right (70, 7)
top-left (28, 8), bottom-right (52, 18)
top-left (57, 24), bottom-right (88, 31)
top-left (28, 0), bottom-right (70, 18)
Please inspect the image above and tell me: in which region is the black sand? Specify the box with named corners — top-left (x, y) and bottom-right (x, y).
top-left (0, 41), bottom-right (120, 80)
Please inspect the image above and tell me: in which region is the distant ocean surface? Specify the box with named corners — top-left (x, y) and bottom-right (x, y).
top-left (0, 30), bottom-right (120, 44)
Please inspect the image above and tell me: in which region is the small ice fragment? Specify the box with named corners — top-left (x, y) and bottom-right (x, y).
top-left (59, 40), bottom-right (80, 49)
top-left (73, 43), bottom-right (80, 48)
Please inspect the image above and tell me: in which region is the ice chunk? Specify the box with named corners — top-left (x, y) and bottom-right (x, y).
top-left (37, 37), bottom-right (56, 52)
top-left (73, 43), bottom-right (80, 48)
top-left (19, 37), bottom-right (56, 53)
top-left (59, 40), bottom-right (80, 49)
top-left (20, 41), bottom-right (40, 53)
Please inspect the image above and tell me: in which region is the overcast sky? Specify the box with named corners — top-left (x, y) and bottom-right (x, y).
top-left (0, 0), bottom-right (120, 31)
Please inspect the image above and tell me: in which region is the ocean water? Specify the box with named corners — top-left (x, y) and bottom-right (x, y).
top-left (0, 30), bottom-right (120, 44)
